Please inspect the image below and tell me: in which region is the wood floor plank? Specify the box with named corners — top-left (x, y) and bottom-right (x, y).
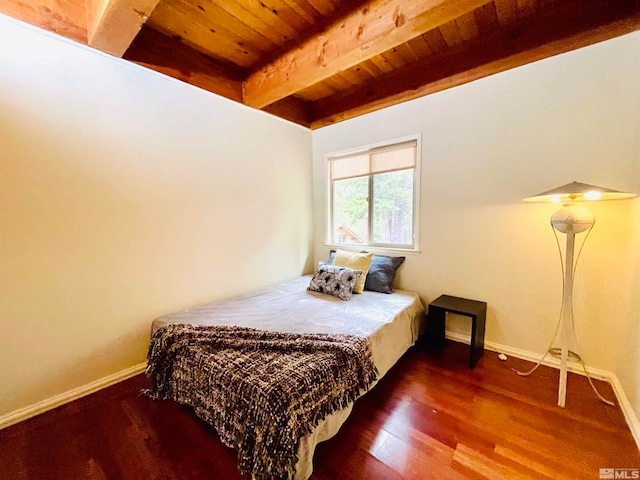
top-left (453, 443), bottom-right (547, 480)
top-left (0, 339), bottom-right (638, 479)
top-left (493, 444), bottom-right (586, 480)
top-left (374, 431), bottom-right (464, 480)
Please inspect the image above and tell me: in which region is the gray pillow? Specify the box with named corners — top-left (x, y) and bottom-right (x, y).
top-left (307, 262), bottom-right (362, 301)
top-left (328, 250), bottom-right (405, 294)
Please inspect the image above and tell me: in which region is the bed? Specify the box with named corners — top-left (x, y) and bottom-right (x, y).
top-left (147, 274), bottom-right (424, 479)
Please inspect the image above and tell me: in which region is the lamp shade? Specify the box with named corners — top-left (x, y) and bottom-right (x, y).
top-left (522, 181), bottom-right (636, 203)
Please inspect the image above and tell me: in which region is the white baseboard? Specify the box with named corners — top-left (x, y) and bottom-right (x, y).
top-left (445, 331), bottom-right (611, 379)
top-left (445, 331), bottom-right (640, 451)
top-left (0, 362), bottom-right (147, 430)
top-left (608, 373), bottom-right (640, 451)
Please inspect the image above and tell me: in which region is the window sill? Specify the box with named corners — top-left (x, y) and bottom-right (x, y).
top-left (324, 244), bottom-right (421, 255)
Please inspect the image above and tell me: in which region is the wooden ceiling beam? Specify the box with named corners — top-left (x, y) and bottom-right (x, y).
top-left (123, 26), bottom-right (244, 102)
top-left (123, 27), bottom-right (312, 127)
top-left (87, 0), bottom-right (160, 57)
top-left (243, 0), bottom-right (492, 109)
top-left (0, 0), bottom-right (87, 43)
top-left (261, 97), bottom-right (311, 128)
top-left (310, 0), bottom-right (640, 129)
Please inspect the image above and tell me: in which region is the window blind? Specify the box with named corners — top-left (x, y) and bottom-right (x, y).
top-left (329, 140), bottom-right (417, 181)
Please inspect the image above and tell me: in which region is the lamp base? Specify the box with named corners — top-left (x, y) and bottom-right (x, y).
top-left (515, 346), bottom-right (615, 407)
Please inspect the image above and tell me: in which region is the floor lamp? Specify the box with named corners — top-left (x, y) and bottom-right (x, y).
top-left (520, 181), bottom-right (636, 408)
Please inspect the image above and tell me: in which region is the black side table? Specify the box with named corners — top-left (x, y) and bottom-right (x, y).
top-left (427, 294), bottom-right (487, 369)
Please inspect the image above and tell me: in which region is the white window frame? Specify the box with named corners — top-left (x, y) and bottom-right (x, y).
top-left (325, 134), bottom-right (421, 252)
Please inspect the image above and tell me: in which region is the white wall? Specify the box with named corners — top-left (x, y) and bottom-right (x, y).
top-left (613, 110), bottom-right (640, 421)
top-left (0, 16), bottom-right (313, 418)
top-left (312, 33), bottom-right (640, 414)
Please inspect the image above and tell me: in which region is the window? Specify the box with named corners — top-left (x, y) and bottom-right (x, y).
top-left (328, 136), bottom-right (419, 250)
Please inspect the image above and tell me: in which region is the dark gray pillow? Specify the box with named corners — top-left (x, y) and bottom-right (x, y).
top-left (307, 262), bottom-right (362, 301)
top-left (328, 250), bottom-right (405, 294)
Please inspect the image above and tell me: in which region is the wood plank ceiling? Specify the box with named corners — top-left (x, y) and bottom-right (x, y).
top-left (2, 0), bottom-right (640, 129)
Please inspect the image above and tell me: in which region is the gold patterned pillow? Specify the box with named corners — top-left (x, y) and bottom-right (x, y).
top-left (332, 249), bottom-right (374, 294)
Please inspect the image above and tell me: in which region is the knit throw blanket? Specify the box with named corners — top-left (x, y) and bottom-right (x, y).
top-left (143, 324), bottom-right (378, 479)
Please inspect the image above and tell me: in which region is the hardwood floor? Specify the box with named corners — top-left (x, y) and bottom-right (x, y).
top-left (1, 339), bottom-right (638, 479)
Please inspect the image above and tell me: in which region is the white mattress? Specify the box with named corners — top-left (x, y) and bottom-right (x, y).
top-left (151, 275), bottom-right (425, 479)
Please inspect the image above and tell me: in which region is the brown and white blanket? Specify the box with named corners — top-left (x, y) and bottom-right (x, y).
top-left (143, 324), bottom-right (378, 479)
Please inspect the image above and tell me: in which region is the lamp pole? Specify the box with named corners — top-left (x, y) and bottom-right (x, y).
top-left (550, 204), bottom-right (593, 407)
top-left (558, 223), bottom-right (575, 407)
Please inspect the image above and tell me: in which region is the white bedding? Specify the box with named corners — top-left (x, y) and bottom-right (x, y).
top-left (151, 275), bottom-right (425, 479)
